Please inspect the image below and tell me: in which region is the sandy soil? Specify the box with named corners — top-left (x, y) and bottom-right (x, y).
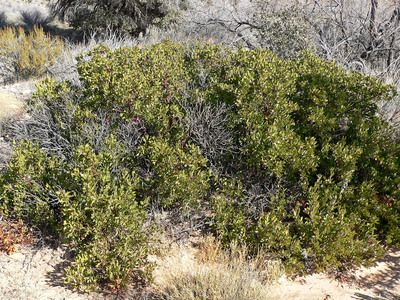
top-left (0, 85), bottom-right (28, 119)
top-left (0, 82), bottom-right (34, 170)
top-left (269, 250), bottom-right (400, 299)
top-left (0, 242), bottom-right (399, 300)
top-left (0, 245), bottom-right (108, 300)
top-left (0, 91), bottom-right (23, 118)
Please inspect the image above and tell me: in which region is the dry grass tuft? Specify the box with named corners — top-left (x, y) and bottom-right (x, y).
top-left (195, 235), bottom-right (285, 285)
top-left (0, 90), bottom-right (24, 119)
top-left (151, 235), bottom-right (285, 300)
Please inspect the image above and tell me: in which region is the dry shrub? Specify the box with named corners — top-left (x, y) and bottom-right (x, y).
top-left (0, 215), bottom-right (35, 255)
top-left (0, 25), bottom-right (64, 81)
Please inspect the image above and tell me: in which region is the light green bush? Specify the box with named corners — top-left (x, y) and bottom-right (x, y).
top-left (0, 141), bottom-right (63, 229)
top-left (1, 42), bottom-right (399, 292)
top-left (60, 141), bottom-right (154, 291)
top-left (140, 136), bottom-right (209, 209)
top-left (211, 48), bottom-right (399, 272)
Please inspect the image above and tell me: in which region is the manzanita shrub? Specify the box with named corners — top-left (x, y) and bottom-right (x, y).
top-left (1, 41), bottom-right (400, 290)
top-left (0, 83), bottom-right (155, 291)
top-left (60, 141), bottom-right (154, 291)
top-left (0, 138), bottom-right (155, 291)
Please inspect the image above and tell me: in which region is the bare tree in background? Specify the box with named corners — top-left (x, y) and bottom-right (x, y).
top-left (171, 0), bottom-right (313, 57)
top-left (306, 0), bottom-right (400, 122)
top-left (172, 0), bottom-right (257, 48)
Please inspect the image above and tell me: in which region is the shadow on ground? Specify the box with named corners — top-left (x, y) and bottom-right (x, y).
top-left (352, 251), bottom-right (400, 300)
top-left (45, 253), bottom-right (115, 300)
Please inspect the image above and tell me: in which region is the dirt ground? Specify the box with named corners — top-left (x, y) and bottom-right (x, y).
top-left (0, 242), bottom-right (399, 300)
top-left (269, 250), bottom-right (400, 299)
top-left (0, 245), bottom-right (107, 300)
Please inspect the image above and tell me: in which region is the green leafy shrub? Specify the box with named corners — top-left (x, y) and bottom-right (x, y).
top-left (61, 43), bottom-right (400, 272)
top-left (211, 178), bottom-right (248, 245)
top-left (0, 140), bottom-right (63, 229)
top-left (76, 42), bottom-right (214, 209)
top-left (0, 139), bottom-right (154, 292)
top-left (210, 48), bottom-right (400, 272)
top-left (0, 25), bottom-right (64, 80)
top-left (1, 42), bottom-right (400, 291)
top-left (1, 83), bottom-right (155, 291)
top-left (140, 136), bottom-right (209, 209)
top-left (60, 141), bottom-right (154, 291)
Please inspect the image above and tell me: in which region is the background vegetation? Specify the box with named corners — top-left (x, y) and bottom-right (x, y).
top-left (0, 0), bottom-right (400, 297)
